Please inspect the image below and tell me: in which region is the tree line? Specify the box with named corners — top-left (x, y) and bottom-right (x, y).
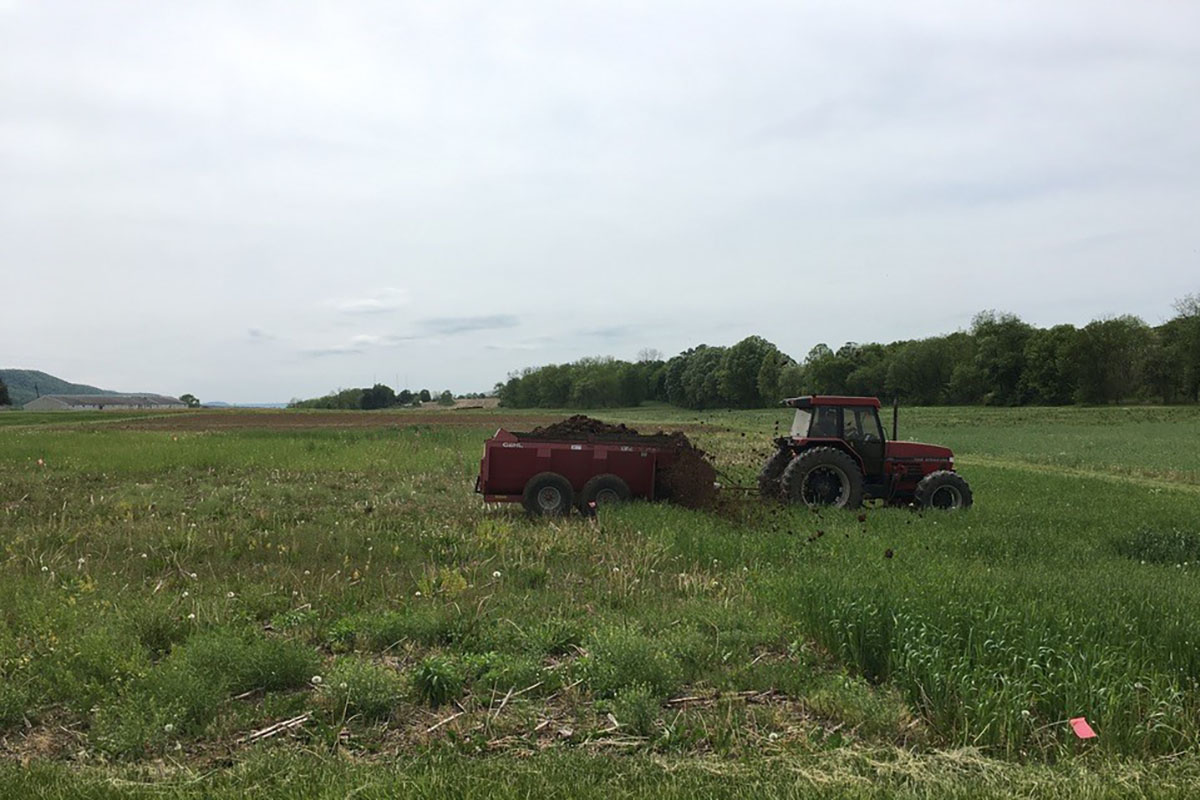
top-left (289, 385), bottom-right (456, 410)
top-left (497, 296), bottom-right (1200, 409)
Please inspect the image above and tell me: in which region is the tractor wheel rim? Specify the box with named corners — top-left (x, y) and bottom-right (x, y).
top-left (930, 485), bottom-right (961, 509)
top-left (595, 488), bottom-right (620, 504)
top-left (801, 465), bottom-right (849, 506)
top-left (537, 486), bottom-right (562, 511)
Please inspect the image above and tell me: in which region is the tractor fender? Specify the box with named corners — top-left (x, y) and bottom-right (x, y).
top-left (787, 439), bottom-right (866, 475)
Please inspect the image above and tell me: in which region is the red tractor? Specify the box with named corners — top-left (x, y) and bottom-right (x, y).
top-left (759, 396), bottom-right (972, 510)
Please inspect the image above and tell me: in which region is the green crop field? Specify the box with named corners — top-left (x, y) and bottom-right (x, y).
top-left (2, 406), bottom-right (1200, 798)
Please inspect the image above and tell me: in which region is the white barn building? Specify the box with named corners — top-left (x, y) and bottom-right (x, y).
top-left (23, 394), bottom-right (187, 411)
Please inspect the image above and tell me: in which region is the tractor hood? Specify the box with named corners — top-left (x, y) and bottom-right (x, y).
top-left (886, 441), bottom-right (953, 461)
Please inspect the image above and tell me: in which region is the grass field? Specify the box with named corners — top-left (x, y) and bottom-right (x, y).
top-left (2, 405), bottom-right (1199, 797)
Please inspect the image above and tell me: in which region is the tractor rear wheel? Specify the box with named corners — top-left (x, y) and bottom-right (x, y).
top-left (522, 472), bottom-right (575, 516)
top-left (579, 473), bottom-right (632, 512)
top-left (915, 471), bottom-right (973, 510)
top-left (780, 447), bottom-right (863, 509)
top-left (757, 448), bottom-right (793, 500)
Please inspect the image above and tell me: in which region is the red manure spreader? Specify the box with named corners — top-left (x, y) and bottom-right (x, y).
top-left (474, 416), bottom-right (716, 516)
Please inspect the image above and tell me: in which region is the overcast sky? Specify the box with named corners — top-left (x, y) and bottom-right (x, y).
top-left (3, 1), bottom-right (1198, 401)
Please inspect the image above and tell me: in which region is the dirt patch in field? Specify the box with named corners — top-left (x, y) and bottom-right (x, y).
top-left (109, 410), bottom-right (566, 432)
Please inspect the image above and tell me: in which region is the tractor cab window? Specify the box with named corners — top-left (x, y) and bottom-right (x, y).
top-left (844, 407), bottom-right (884, 442)
top-left (810, 406), bottom-right (839, 438)
top-left (790, 408), bottom-right (812, 438)
top-left (842, 408), bottom-right (863, 440)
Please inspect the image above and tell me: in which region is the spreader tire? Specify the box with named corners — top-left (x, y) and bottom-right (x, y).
top-left (915, 470), bottom-right (973, 510)
top-left (522, 472), bottom-right (575, 516)
top-left (757, 448), bottom-right (793, 500)
top-left (579, 473), bottom-right (632, 511)
top-left (780, 447), bottom-right (864, 509)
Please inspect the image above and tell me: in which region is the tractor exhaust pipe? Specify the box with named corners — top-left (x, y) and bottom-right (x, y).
top-left (892, 396), bottom-right (899, 441)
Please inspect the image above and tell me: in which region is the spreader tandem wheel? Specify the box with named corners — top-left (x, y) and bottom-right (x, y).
top-left (780, 446), bottom-right (864, 509)
top-left (579, 473), bottom-right (632, 511)
top-left (522, 472), bottom-right (575, 516)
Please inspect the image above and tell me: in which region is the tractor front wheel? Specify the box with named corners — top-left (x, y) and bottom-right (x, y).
top-left (780, 447), bottom-right (864, 509)
top-left (915, 471), bottom-right (973, 510)
top-left (757, 448), bottom-right (793, 500)
top-left (522, 472), bottom-right (575, 516)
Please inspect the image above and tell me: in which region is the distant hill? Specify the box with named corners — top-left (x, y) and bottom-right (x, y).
top-left (0, 369), bottom-right (119, 407)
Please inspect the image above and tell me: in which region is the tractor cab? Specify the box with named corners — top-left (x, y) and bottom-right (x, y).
top-left (761, 395), bottom-right (971, 510)
top-left (785, 395), bottom-right (888, 478)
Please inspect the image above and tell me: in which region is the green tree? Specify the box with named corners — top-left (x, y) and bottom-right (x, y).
top-left (887, 339), bottom-right (953, 404)
top-left (972, 311), bottom-right (1034, 404)
top-left (437, 390), bottom-right (455, 406)
top-left (843, 342), bottom-right (891, 399)
top-left (418, 389), bottom-right (432, 403)
top-left (663, 350), bottom-right (694, 407)
top-left (757, 348), bottom-right (793, 405)
top-left (289, 387), bottom-right (365, 409)
top-left (1021, 325), bottom-right (1078, 405)
top-left (720, 336), bottom-right (780, 407)
top-left (777, 363), bottom-right (806, 397)
top-left (0, 378), bottom-right (10, 406)
top-left (535, 364), bottom-right (573, 407)
top-left (804, 343), bottom-right (854, 395)
top-left (179, 393), bottom-right (200, 408)
top-left (680, 345), bottom-right (727, 408)
top-left (397, 389), bottom-right (413, 405)
top-left (1167, 294), bottom-right (1200, 402)
top-left (1068, 316), bottom-right (1152, 403)
top-left (944, 362), bottom-right (987, 404)
top-left (361, 384), bottom-right (397, 410)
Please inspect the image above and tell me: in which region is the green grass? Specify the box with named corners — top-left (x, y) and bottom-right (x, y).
top-left (2, 404), bottom-right (1200, 795)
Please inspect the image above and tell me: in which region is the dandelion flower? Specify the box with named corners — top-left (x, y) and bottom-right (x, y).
top-left (141, 553), bottom-right (148, 559)
top-left (190, 572), bottom-right (197, 579)
top-left (414, 591), bottom-right (422, 597)
top-left (311, 675), bottom-right (323, 685)
top-left (164, 723), bottom-right (174, 733)
top-left (227, 591), bottom-right (236, 598)
top-left (612, 566), bottom-right (620, 573)
top-left (41, 566), bottom-right (48, 572)
top-left (187, 613), bottom-right (196, 620)
top-left (182, 591), bottom-right (189, 598)
top-left (492, 570), bottom-right (502, 579)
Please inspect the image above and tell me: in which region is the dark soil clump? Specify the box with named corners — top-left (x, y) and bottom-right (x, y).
top-left (526, 415), bottom-right (641, 439)
top-left (656, 447), bottom-right (719, 510)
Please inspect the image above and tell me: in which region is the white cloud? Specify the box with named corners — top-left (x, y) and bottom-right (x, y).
top-left (330, 288), bottom-right (411, 315)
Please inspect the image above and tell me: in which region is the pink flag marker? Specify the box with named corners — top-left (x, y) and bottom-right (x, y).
top-left (1069, 717), bottom-right (1097, 739)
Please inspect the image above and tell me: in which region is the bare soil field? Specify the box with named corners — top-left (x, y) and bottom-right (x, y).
top-left (109, 409), bottom-right (563, 431)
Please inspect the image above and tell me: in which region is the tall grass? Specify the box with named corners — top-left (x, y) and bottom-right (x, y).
top-left (2, 404), bottom-right (1200, 783)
